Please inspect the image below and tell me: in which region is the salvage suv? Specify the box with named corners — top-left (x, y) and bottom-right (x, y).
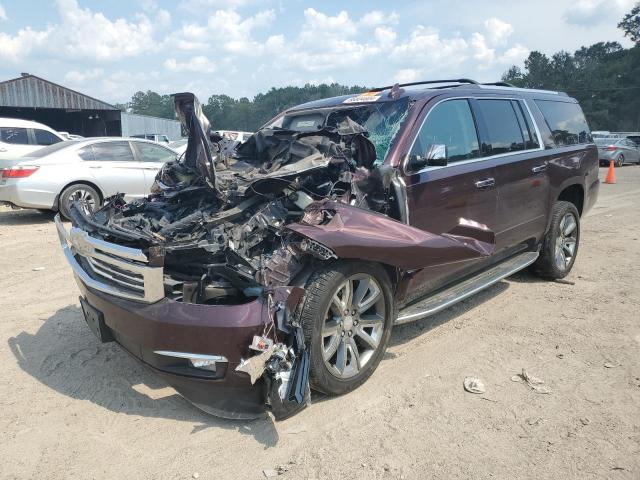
top-left (55, 79), bottom-right (599, 420)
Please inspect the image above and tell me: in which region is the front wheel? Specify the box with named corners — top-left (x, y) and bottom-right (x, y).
top-left (532, 201), bottom-right (580, 279)
top-left (616, 155), bottom-right (625, 167)
top-left (299, 261), bottom-right (394, 396)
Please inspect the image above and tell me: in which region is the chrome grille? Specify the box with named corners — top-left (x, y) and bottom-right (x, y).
top-left (55, 215), bottom-right (164, 303)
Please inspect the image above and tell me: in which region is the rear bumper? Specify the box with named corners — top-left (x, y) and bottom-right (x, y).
top-left (0, 181), bottom-right (56, 209)
top-left (76, 281), bottom-right (269, 419)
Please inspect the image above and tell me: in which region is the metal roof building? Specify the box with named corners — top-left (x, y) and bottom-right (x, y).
top-left (0, 73), bottom-right (181, 139)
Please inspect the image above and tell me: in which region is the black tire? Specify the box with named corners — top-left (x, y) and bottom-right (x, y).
top-left (532, 201), bottom-right (580, 280)
top-left (299, 261), bottom-right (395, 396)
top-left (58, 183), bottom-right (101, 220)
top-left (617, 155), bottom-right (625, 167)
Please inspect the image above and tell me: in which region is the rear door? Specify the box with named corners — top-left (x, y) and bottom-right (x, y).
top-left (131, 141), bottom-right (178, 192)
top-left (473, 98), bottom-right (549, 252)
top-left (79, 141), bottom-right (146, 200)
top-left (400, 97), bottom-right (499, 301)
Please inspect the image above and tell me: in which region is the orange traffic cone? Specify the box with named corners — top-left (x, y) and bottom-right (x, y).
top-left (604, 160), bottom-right (616, 184)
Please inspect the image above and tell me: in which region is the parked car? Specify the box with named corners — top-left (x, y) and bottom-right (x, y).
top-left (56, 82), bottom-right (599, 420)
top-left (0, 137), bottom-right (177, 218)
top-left (0, 118), bottom-right (65, 161)
top-left (132, 133), bottom-right (170, 143)
top-left (595, 137), bottom-right (640, 166)
top-left (168, 138), bottom-right (187, 156)
top-left (58, 131), bottom-right (85, 141)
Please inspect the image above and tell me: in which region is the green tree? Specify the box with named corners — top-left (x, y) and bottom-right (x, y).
top-left (128, 91), bottom-right (175, 119)
top-left (619, 3), bottom-right (640, 44)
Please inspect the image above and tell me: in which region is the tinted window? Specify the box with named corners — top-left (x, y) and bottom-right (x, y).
top-left (134, 142), bottom-right (176, 163)
top-left (0, 127), bottom-right (29, 145)
top-left (511, 100), bottom-right (540, 149)
top-left (78, 146), bottom-right (94, 160)
top-left (411, 99), bottom-right (480, 164)
top-left (89, 142), bottom-right (135, 162)
top-left (34, 129), bottom-right (62, 146)
top-left (476, 100), bottom-right (525, 154)
top-left (535, 100), bottom-right (592, 146)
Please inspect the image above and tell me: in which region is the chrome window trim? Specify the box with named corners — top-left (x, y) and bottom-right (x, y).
top-left (403, 96), bottom-right (545, 175)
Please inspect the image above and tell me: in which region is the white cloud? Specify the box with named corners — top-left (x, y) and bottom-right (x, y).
top-left (168, 8), bottom-right (276, 56)
top-left (164, 55), bottom-right (217, 73)
top-left (563, 0), bottom-right (636, 26)
top-left (394, 68), bottom-right (422, 83)
top-left (359, 10), bottom-right (399, 27)
top-left (374, 26), bottom-right (397, 46)
top-left (0, 0), bottom-right (159, 62)
top-left (0, 3), bottom-right (7, 21)
top-left (65, 68), bottom-right (104, 83)
top-left (484, 18), bottom-right (514, 45)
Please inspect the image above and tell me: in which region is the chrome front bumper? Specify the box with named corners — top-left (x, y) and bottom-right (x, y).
top-left (55, 214), bottom-right (165, 303)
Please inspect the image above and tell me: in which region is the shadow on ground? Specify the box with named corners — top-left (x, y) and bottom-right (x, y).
top-left (7, 304), bottom-right (279, 448)
top-left (0, 208), bottom-right (55, 226)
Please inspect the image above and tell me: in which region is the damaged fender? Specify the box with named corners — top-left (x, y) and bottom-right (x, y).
top-left (287, 201), bottom-right (495, 270)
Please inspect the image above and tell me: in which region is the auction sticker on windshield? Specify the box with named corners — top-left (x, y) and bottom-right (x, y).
top-left (343, 92), bottom-right (381, 103)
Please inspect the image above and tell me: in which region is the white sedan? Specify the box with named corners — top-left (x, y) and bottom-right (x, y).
top-left (0, 138), bottom-right (177, 218)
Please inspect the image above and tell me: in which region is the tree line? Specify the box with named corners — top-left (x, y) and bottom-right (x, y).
top-left (119, 4), bottom-right (640, 133)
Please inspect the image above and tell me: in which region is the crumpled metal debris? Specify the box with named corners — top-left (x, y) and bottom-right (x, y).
top-left (235, 345), bottom-right (277, 384)
top-left (463, 376), bottom-right (486, 394)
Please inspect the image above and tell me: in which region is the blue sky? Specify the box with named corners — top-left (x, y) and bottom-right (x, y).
top-left (0, 0), bottom-right (635, 104)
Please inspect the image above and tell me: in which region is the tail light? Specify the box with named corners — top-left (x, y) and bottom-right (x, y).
top-left (606, 145), bottom-right (617, 151)
top-left (2, 166), bottom-right (39, 178)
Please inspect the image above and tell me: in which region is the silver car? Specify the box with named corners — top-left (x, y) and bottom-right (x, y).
top-left (595, 137), bottom-right (640, 166)
top-left (0, 138), bottom-right (177, 218)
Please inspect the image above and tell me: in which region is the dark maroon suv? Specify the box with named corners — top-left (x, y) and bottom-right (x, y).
top-left (55, 79), bottom-right (599, 420)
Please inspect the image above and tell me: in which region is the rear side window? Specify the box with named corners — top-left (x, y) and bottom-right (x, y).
top-left (33, 129), bottom-right (62, 146)
top-left (511, 100), bottom-right (540, 150)
top-left (133, 142), bottom-right (177, 163)
top-left (475, 99), bottom-right (525, 155)
top-left (535, 100), bottom-right (592, 146)
top-left (411, 99), bottom-right (480, 163)
top-left (88, 142), bottom-right (135, 162)
top-left (0, 127), bottom-right (29, 145)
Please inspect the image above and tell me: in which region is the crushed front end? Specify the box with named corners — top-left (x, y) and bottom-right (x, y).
top-left (55, 91), bottom-right (405, 420)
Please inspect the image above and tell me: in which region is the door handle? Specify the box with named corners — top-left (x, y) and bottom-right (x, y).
top-left (89, 165), bottom-right (102, 169)
top-left (474, 178), bottom-right (495, 189)
top-left (531, 164), bottom-right (547, 174)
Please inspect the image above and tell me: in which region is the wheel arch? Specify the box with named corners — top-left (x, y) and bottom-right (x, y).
top-left (557, 183), bottom-right (584, 217)
top-left (56, 180), bottom-right (104, 211)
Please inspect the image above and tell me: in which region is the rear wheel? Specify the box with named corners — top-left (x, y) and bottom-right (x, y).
top-left (616, 154), bottom-right (625, 167)
top-left (532, 201), bottom-right (580, 280)
top-left (58, 184), bottom-right (100, 220)
top-left (299, 262), bottom-right (394, 395)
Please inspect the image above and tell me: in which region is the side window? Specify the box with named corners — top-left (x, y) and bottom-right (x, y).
top-left (475, 99), bottom-right (525, 155)
top-left (134, 142), bottom-right (177, 163)
top-left (410, 99), bottom-right (480, 165)
top-left (89, 142), bottom-right (135, 162)
top-left (534, 100), bottom-right (592, 146)
top-left (78, 146), bottom-right (94, 161)
top-left (0, 127), bottom-right (29, 145)
top-left (33, 129), bottom-right (62, 146)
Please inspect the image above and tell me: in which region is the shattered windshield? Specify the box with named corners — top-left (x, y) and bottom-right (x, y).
top-left (278, 97), bottom-right (411, 166)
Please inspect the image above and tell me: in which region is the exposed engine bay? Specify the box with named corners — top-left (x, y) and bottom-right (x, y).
top-left (70, 93), bottom-right (405, 306)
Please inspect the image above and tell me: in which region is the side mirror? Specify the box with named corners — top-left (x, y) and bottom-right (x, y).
top-left (425, 144), bottom-right (448, 166)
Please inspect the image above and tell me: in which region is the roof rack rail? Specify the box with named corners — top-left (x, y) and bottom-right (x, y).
top-left (370, 79), bottom-right (479, 92)
top-left (482, 81), bottom-right (516, 87)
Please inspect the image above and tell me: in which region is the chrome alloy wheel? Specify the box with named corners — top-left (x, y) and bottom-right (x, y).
top-left (554, 212), bottom-right (578, 271)
top-left (68, 188), bottom-right (97, 215)
top-left (321, 273), bottom-right (386, 379)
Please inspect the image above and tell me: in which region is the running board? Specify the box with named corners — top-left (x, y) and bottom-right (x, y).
top-left (396, 251), bottom-right (539, 325)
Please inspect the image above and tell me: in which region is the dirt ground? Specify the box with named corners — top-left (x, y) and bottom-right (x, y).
top-left (1, 165), bottom-right (639, 480)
